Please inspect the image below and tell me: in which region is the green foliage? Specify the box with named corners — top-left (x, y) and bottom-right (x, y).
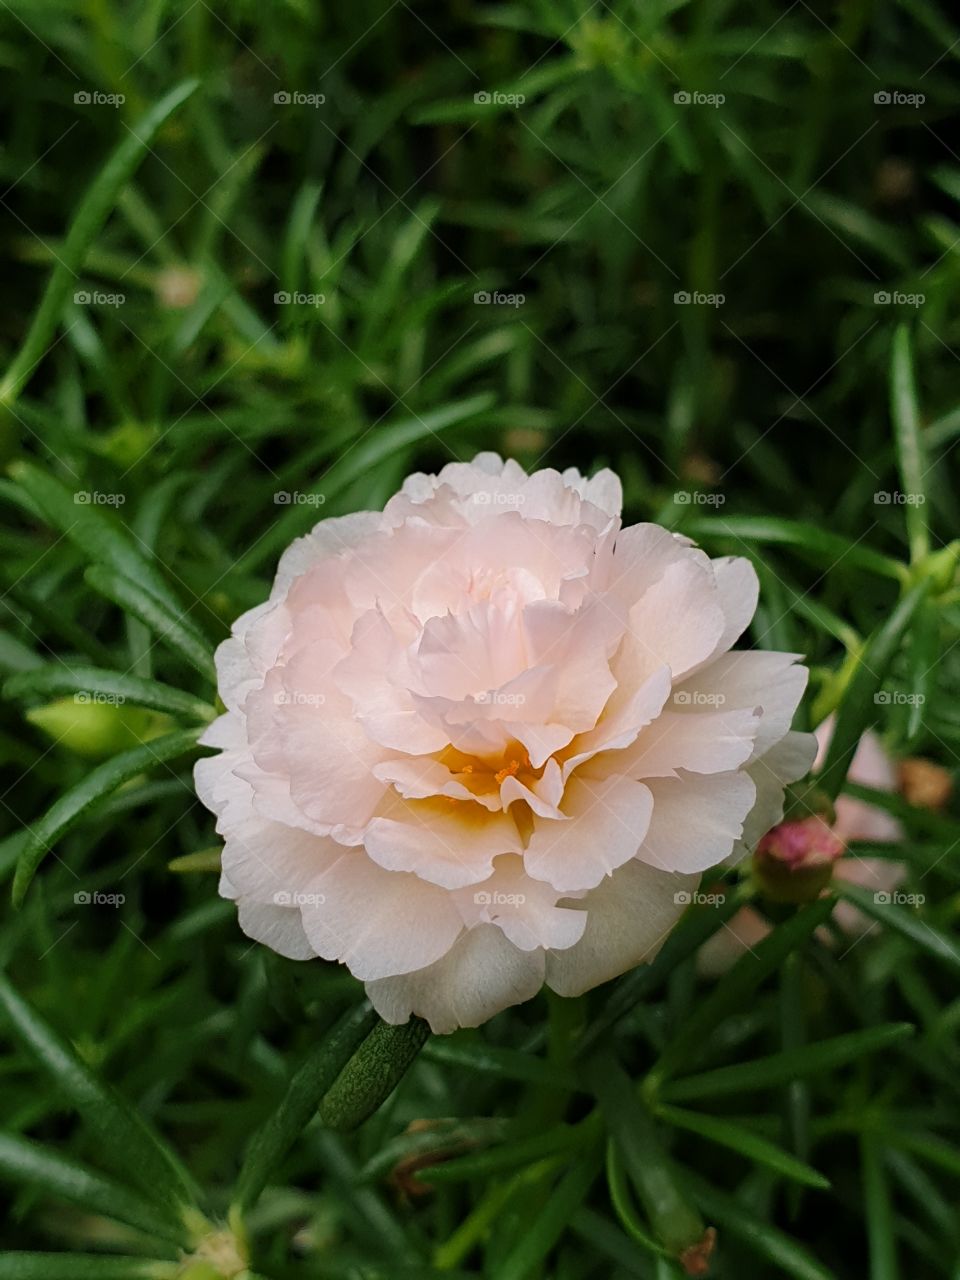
top-left (1, 1), bottom-right (959, 1278)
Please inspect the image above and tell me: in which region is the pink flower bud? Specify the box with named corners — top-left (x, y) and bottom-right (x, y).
top-left (754, 815), bottom-right (845, 903)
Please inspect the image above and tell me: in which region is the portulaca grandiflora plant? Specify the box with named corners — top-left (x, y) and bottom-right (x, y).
top-left (4, 392), bottom-right (957, 1280)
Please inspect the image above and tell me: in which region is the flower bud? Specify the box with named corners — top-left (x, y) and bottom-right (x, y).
top-left (899, 757), bottom-right (952, 811)
top-left (754, 814), bottom-right (845, 904)
top-left (26, 697), bottom-right (172, 759)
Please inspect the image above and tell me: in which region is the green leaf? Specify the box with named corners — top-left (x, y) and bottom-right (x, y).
top-left (0, 976), bottom-right (198, 1215)
top-left (904, 598), bottom-right (937, 744)
top-left (317, 1016), bottom-right (430, 1132)
top-left (680, 516), bottom-right (905, 581)
top-left (587, 1055), bottom-right (704, 1260)
top-left (85, 566), bottom-right (216, 683)
top-left (649, 899), bottom-right (835, 1085)
top-left (890, 325), bottom-right (930, 564)
top-left (817, 581), bottom-right (929, 802)
top-left (862, 1133), bottom-right (899, 1280)
top-left (662, 1024), bottom-right (915, 1102)
top-left (682, 1170), bottom-right (835, 1280)
top-left (888, 1130), bottom-right (960, 1178)
top-left (8, 463), bottom-right (187, 621)
top-left (495, 1150), bottom-right (603, 1280)
top-left (415, 1119), bottom-right (598, 1186)
top-left (0, 1259), bottom-right (177, 1280)
top-left (424, 1038), bottom-right (579, 1090)
top-left (0, 80), bottom-right (199, 405)
top-left (356, 1116), bottom-right (511, 1184)
top-left (4, 666), bottom-right (216, 722)
top-left (0, 1130), bottom-right (185, 1243)
top-left (238, 393), bottom-right (495, 574)
top-left (835, 883), bottom-right (960, 973)
top-left (12, 726), bottom-right (203, 906)
top-left (654, 1105), bottom-right (830, 1189)
top-left (232, 1001), bottom-right (378, 1213)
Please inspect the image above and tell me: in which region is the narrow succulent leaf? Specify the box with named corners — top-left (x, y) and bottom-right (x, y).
top-left (12, 727), bottom-right (203, 906)
top-left (0, 976), bottom-right (198, 1213)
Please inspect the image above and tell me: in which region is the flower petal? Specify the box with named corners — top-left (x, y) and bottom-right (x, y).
top-left (300, 853), bottom-right (464, 980)
top-left (525, 774), bottom-right (654, 893)
top-left (364, 796), bottom-right (523, 889)
top-left (639, 771), bottom-right (757, 873)
top-left (366, 924), bottom-right (546, 1033)
top-left (545, 859), bottom-right (696, 997)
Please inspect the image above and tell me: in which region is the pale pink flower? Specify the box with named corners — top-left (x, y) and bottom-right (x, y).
top-left (699, 719), bottom-right (905, 975)
top-left (196, 454), bottom-right (812, 1031)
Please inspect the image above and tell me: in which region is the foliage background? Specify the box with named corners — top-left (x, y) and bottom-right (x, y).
top-left (1, 1), bottom-right (959, 1277)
